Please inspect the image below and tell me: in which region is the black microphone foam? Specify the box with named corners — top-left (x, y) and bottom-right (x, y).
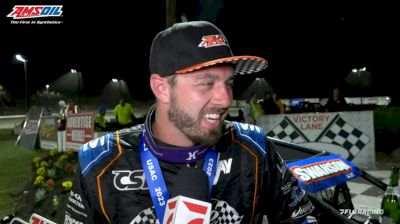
top-left (168, 167), bottom-right (209, 201)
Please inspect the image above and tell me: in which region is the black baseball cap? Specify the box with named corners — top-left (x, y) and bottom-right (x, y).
top-left (149, 21), bottom-right (268, 77)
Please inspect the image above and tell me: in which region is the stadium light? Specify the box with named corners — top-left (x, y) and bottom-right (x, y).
top-left (15, 54), bottom-right (29, 110)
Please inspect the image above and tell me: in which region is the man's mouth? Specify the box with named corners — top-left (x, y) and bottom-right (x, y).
top-left (203, 113), bottom-right (221, 123)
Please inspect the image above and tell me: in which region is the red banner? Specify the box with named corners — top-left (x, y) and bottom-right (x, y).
top-left (66, 112), bottom-right (95, 150)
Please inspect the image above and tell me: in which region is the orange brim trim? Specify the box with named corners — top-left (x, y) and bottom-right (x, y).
top-left (175, 55), bottom-right (267, 74)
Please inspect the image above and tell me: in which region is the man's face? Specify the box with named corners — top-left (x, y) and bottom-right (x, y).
top-left (333, 88), bottom-right (340, 99)
top-left (167, 64), bottom-right (234, 145)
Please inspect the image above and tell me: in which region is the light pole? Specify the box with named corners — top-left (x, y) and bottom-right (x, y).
top-left (351, 67), bottom-right (367, 105)
top-left (45, 84), bottom-right (50, 95)
top-left (112, 78), bottom-right (122, 100)
top-left (16, 54), bottom-right (29, 110)
top-left (71, 69), bottom-right (81, 107)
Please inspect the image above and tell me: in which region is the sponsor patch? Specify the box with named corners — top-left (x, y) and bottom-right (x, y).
top-left (291, 201), bottom-right (314, 218)
top-left (198, 35), bottom-right (228, 48)
top-left (65, 212), bottom-right (84, 224)
top-left (112, 170), bottom-right (148, 191)
top-left (287, 154), bottom-right (360, 192)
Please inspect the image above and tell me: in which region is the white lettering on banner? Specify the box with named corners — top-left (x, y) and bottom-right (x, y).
top-left (67, 116), bottom-right (92, 128)
top-left (71, 130), bottom-right (85, 142)
top-left (293, 115), bottom-right (330, 130)
top-left (206, 158), bottom-right (214, 176)
top-left (291, 159), bottom-right (351, 182)
top-left (154, 187), bottom-right (165, 206)
top-left (146, 159), bottom-right (158, 181)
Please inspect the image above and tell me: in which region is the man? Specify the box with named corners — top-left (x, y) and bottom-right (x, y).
top-left (95, 105), bottom-right (108, 131)
top-left (325, 87), bottom-right (348, 112)
top-left (113, 98), bottom-right (135, 129)
top-left (66, 99), bottom-right (80, 115)
top-left (65, 21), bottom-right (316, 223)
top-left (243, 94), bottom-right (264, 125)
top-left (57, 100), bottom-right (67, 130)
top-left (260, 91), bottom-right (279, 115)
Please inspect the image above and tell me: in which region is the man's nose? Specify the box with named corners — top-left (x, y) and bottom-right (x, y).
top-left (213, 84), bottom-right (232, 108)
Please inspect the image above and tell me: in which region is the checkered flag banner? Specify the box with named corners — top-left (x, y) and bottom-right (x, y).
top-left (130, 207), bottom-right (159, 224)
top-left (267, 117), bottom-right (308, 143)
top-left (316, 116), bottom-right (370, 160)
top-left (211, 200), bottom-right (243, 224)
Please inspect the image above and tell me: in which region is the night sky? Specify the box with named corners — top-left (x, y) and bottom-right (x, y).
top-left (1, 1), bottom-right (399, 103)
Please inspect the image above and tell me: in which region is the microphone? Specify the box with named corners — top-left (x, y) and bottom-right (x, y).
top-left (162, 195), bottom-right (212, 224)
top-left (29, 213), bottom-right (56, 224)
top-left (163, 167), bottom-right (211, 224)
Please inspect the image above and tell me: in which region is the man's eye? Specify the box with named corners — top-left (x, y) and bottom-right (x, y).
top-left (201, 82), bottom-right (214, 87)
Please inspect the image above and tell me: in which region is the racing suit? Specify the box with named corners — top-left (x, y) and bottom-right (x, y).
top-left (64, 109), bottom-right (316, 224)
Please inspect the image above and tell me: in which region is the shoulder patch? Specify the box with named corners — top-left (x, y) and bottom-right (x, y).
top-left (79, 133), bottom-right (115, 176)
top-left (232, 121), bottom-right (267, 156)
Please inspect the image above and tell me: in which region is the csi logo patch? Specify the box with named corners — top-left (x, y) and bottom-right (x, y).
top-left (112, 170), bottom-right (148, 191)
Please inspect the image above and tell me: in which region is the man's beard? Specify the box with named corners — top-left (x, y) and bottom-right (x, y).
top-left (168, 93), bottom-right (223, 146)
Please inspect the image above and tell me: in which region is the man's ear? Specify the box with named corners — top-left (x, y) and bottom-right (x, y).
top-left (150, 74), bottom-right (170, 103)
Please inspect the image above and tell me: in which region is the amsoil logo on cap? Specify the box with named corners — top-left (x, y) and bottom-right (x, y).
top-left (7, 5), bottom-right (63, 19)
top-left (198, 35), bottom-right (228, 48)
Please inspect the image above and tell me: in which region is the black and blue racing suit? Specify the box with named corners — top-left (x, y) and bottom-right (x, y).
top-left (64, 109), bottom-right (316, 223)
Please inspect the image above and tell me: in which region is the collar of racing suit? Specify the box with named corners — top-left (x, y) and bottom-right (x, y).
top-left (143, 104), bottom-right (211, 163)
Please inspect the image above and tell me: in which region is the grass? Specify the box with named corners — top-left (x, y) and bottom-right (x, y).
top-left (0, 129), bottom-right (41, 218)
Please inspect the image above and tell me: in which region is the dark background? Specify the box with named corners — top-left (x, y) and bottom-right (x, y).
top-left (1, 1), bottom-right (399, 103)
